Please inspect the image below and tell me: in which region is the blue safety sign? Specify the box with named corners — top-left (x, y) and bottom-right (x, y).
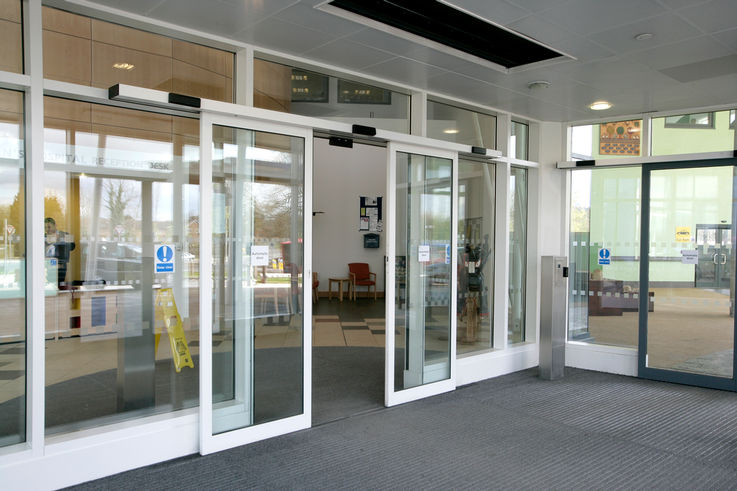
top-left (598, 248), bottom-right (611, 265)
top-left (155, 244), bottom-right (175, 273)
top-left (445, 244), bottom-right (451, 264)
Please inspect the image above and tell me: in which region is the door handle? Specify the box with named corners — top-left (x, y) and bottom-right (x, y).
top-left (721, 254), bottom-right (727, 265)
top-left (713, 253), bottom-right (719, 264)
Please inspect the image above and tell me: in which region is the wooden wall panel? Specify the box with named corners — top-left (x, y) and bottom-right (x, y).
top-left (172, 117), bottom-right (199, 139)
top-left (0, 0), bottom-right (22, 74)
top-left (44, 97), bottom-right (92, 123)
top-left (172, 39), bottom-right (232, 78)
top-left (92, 19), bottom-right (171, 57)
top-left (0, 0), bottom-right (21, 22)
top-left (91, 42), bottom-right (172, 92)
top-left (43, 30), bottom-right (92, 85)
top-left (254, 59), bottom-right (291, 113)
top-left (0, 88), bottom-right (22, 114)
top-left (91, 104), bottom-right (172, 135)
top-left (42, 6), bottom-right (90, 38)
top-left (172, 60), bottom-right (232, 103)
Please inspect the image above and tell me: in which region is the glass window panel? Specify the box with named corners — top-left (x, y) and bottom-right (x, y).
top-left (646, 166), bottom-right (734, 378)
top-left (567, 167), bottom-right (641, 348)
top-left (427, 99), bottom-right (496, 148)
top-left (651, 109), bottom-right (735, 156)
top-left (254, 59), bottom-right (410, 133)
top-left (42, 7), bottom-right (234, 102)
top-left (457, 159), bottom-right (494, 355)
top-left (43, 97), bottom-right (200, 434)
top-left (571, 120), bottom-right (643, 160)
top-left (0, 0), bottom-right (22, 73)
top-left (211, 126), bottom-right (304, 433)
top-left (0, 88), bottom-right (25, 447)
top-left (395, 152), bottom-right (452, 391)
top-left (508, 167), bottom-right (527, 344)
top-left (511, 121), bottom-right (529, 160)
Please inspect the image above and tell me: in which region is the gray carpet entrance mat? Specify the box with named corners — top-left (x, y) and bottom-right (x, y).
top-left (71, 367), bottom-right (737, 490)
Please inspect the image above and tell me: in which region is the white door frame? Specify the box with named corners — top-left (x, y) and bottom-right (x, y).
top-left (385, 141), bottom-right (458, 407)
top-left (199, 112), bottom-right (313, 455)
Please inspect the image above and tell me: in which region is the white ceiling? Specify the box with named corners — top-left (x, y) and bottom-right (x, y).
top-left (80, 0), bottom-right (737, 122)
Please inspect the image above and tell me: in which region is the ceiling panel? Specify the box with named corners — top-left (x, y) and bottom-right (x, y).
top-left (236, 17), bottom-right (336, 54)
top-left (274, 3), bottom-right (366, 37)
top-left (148, 0), bottom-right (298, 36)
top-left (303, 40), bottom-right (395, 71)
top-left (79, 0), bottom-right (166, 15)
top-left (713, 28), bottom-right (737, 53)
top-left (678, 0), bottom-right (737, 33)
top-left (628, 35), bottom-right (731, 70)
top-left (442, 0), bottom-right (530, 25)
top-left (540, 0), bottom-right (667, 37)
top-left (506, 14), bottom-right (574, 45)
top-left (506, 0), bottom-right (571, 14)
top-left (346, 29), bottom-right (428, 58)
top-left (550, 36), bottom-right (615, 62)
top-left (589, 13), bottom-right (703, 55)
top-left (363, 57), bottom-right (448, 88)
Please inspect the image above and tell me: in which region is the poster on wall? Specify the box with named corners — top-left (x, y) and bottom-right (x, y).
top-left (359, 196), bottom-right (383, 232)
top-left (599, 120), bottom-right (640, 155)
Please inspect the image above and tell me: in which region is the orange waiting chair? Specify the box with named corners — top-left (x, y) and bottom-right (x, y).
top-left (348, 262), bottom-right (376, 301)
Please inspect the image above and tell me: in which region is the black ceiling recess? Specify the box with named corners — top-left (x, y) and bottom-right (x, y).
top-left (329, 0), bottom-right (561, 69)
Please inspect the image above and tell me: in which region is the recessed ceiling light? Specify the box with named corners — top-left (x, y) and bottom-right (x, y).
top-left (634, 33), bottom-right (653, 41)
top-left (113, 63), bottom-right (135, 70)
top-left (443, 128), bottom-right (460, 134)
top-left (589, 101), bottom-right (612, 111)
top-left (527, 80), bottom-right (551, 90)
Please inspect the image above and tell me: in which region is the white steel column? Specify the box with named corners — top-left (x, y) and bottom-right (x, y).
top-left (410, 91), bottom-right (427, 137)
top-left (493, 161), bottom-right (510, 350)
top-left (24, 0), bottom-right (45, 456)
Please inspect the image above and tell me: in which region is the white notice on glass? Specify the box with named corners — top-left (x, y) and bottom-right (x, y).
top-left (251, 245), bottom-right (269, 266)
top-left (681, 249), bottom-right (698, 265)
top-left (418, 245), bottom-right (430, 263)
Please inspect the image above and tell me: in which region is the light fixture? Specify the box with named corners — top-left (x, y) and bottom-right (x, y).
top-left (634, 33), bottom-right (653, 41)
top-left (113, 63), bottom-right (135, 70)
top-left (589, 100), bottom-right (612, 111)
top-left (443, 128), bottom-right (460, 134)
top-left (527, 80), bottom-right (551, 90)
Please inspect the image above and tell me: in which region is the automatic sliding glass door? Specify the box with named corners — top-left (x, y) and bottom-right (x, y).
top-left (385, 143), bottom-right (457, 406)
top-left (639, 161), bottom-right (736, 390)
top-left (200, 114), bottom-right (312, 454)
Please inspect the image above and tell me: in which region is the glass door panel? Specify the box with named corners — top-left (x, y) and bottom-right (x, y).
top-left (200, 114), bottom-right (311, 454)
top-left (642, 164), bottom-right (735, 387)
top-left (386, 143), bottom-right (456, 406)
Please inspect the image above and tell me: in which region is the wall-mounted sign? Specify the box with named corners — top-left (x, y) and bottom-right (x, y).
top-left (418, 245), bottom-right (430, 263)
top-left (676, 226), bottom-right (691, 242)
top-left (251, 245), bottom-right (269, 266)
top-left (155, 244), bottom-right (174, 273)
top-left (597, 248), bottom-right (611, 265)
top-left (681, 249), bottom-right (698, 265)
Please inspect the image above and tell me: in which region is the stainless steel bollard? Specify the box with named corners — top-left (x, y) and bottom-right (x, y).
top-left (540, 256), bottom-right (568, 380)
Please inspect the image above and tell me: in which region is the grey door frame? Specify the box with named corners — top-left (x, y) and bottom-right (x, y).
top-left (638, 158), bottom-right (737, 391)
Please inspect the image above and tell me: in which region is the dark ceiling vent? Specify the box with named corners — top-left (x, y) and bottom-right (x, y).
top-left (328, 0), bottom-right (564, 69)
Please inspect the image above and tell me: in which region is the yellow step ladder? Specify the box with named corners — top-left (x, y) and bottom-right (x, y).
top-left (154, 288), bottom-right (194, 372)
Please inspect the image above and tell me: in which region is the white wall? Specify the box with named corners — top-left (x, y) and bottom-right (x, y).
top-left (313, 138), bottom-right (387, 294)
top-left (536, 121), bottom-right (567, 257)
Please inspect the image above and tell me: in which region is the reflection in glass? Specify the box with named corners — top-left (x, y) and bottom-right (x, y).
top-left (43, 97), bottom-right (200, 434)
top-left (457, 159), bottom-right (494, 355)
top-left (511, 121), bottom-right (529, 160)
top-left (211, 126), bottom-right (304, 434)
top-left (646, 165), bottom-right (734, 378)
top-left (395, 152), bottom-right (452, 391)
top-left (571, 120), bottom-right (643, 160)
top-left (254, 59), bottom-right (410, 133)
top-left (508, 167), bottom-right (527, 344)
top-left (651, 109), bottom-right (735, 156)
top-left (42, 6), bottom-right (234, 102)
top-left (427, 100), bottom-right (496, 148)
top-left (0, 89), bottom-right (25, 447)
top-left (567, 167), bottom-right (641, 347)
top-left (0, 0), bottom-right (22, 73)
